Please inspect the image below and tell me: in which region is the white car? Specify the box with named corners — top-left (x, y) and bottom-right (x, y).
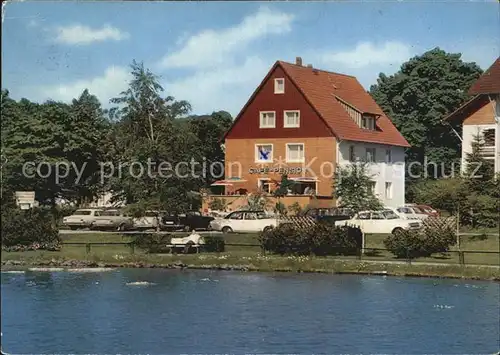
top-left (133, 210), bottom-right (165, 230)
top-left (62, 208), bottom-right (103, 230)
top-left (91, 210), bottom-right (134, 231)
top-left (335, 210), bottom-right (423, 234)
top-left (395, 206), bottom-right (429, 220)
top-left (209, 210), bottom-right (277, 233)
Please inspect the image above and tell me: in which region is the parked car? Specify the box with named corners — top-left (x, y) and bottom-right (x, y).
top-left (406, 204), bottom-right (440, 217)
top-left (335, 209), bottom-right (423, 234)
top-left (91, 209), bottom-right (134, 231)
top-left (162, 211), bottom-right (215, 232)
top-left (133, 210), bottom-right (165, 230)
top-left (209, 210), bottom-right (277, 233)
top-left (62, 208), bottom-right (103, 230)
top-left (396, 206), bottom-right (429, 220)
top-left (301, 207), bottom-right (354, 224)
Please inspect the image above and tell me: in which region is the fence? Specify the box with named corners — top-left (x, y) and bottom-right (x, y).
top-left (60, 240), bottom-right (500, 267)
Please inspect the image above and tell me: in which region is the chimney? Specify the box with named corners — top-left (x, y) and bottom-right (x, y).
top-left (295, 57), bottom-right (303, 66)
top-left (307, 64), bottom-right (313, 68)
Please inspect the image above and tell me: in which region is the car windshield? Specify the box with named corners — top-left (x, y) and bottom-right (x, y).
top-left (397, 207), bottom-right (412, 214)
top-left (73, 210), bottom-right (92, 216)
top-left (411, 207), bottom-right (423, 213)
top-left (144, 211), bottom-right (158, 217)
top-left (383, 210), bottom-right (399, 219)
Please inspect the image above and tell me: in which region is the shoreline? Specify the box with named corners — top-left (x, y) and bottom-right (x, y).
top-left (2, 258), bottom-right (499, 282)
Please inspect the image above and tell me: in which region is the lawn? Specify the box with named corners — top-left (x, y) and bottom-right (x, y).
top-left (3, 231), bottom-right (497, 268)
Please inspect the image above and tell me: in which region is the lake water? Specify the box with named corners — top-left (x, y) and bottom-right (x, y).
top-left (1, 269), bottom-right (499, 354)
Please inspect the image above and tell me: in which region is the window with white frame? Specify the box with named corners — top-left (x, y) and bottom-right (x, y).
top-left (284, 110), bottom-right (300, 128)
top-left (286, 143), bottom-right (305, 162)
top-left (385, 182), bottom-right (393, 199)
top-left (385, 148), bottom-right (392, 164)
top-left (259, 111), bottom-right (276, 128)
top-left (361, 115), bottom-right (376, 130)
top-left (274, 78), bottom-right (285, 94)
top-left (365, 148), bottom-right (376, 163)
top-left (349, 145), bottom-right (356, 162)
top-left (255, 144), bottom-right (273, 163)
top-left (258, 179), bottom-right (272, 193)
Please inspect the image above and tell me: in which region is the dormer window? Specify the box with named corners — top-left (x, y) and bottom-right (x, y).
top-left (361, 115), bottom-right (376, 130)
top-left (274, 78), bottom-right (285, 94)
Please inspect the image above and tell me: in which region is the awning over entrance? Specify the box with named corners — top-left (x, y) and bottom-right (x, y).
top-left (210, 177), bottom-right (247, 186)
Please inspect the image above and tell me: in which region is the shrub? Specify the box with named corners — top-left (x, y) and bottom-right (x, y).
top-left (287, 202), bottom-right (302, 216)
top-left (384, 226), bottom-right (457, 259)
top-left (274, 201), bottom-right (287, 216)
top-left (203, 235), bottom-right (225, 252)
top-left (1, 207), bottom-right (60, 251)
top-left (133, 233), bottom-right (172, 253)
top-left (208, 198), bottom-right (227, 211)
top-left (258, 222), bottom-right (362, 256)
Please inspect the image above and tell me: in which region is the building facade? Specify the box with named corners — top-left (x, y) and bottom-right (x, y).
top-left (445, 57), bottom-right (500, 174)
top-left (208, 58), bottom-right (410, 210)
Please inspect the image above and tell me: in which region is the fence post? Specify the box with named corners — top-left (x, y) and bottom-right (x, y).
top-left (86, 243), bottom-right (91, 254)
top-left (130, 243), bottom-right (135, 254)
top-left (458, 251), bottom-right (465, 265)
top-left (361, 231), bottom-right (365, 256)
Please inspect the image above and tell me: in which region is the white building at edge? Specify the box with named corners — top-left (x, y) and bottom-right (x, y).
top-left (336, 141), bottom-right (406, 208)
top-left (444, 57), bottom-right (500, 175)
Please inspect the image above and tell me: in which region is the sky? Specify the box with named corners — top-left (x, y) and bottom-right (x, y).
top-left (2, 1), bottom-right (499, 117)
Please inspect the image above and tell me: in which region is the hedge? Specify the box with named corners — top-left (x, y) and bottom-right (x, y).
top-left (258, 222), bottom-right (362, 256)
top-left (383, 226), bottom-right (457, 259)
top-left (1, 207), bottom-right (61, 251)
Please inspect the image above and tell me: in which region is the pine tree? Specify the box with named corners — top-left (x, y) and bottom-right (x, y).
top-left (463, 132), bottom-right (494, 193)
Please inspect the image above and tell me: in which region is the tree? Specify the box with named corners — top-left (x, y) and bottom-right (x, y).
top-left (108, 60), bottom-right (197, 220)
top-left (333, 162), bottom-right (383, 212)
top-left (463, 132), bottom-right (495, 191)
top-left (370, 48), bottom-right (483, 180)
top-left (462, 132), bottom-right (497, 227)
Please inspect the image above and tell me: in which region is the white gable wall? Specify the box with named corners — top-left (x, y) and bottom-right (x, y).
top-left (461, 124), bottom-right (498, 174)
top-left (337, 141), bottom-right (406, 208)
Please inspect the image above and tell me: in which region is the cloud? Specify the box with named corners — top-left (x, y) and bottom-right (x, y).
top-left (319, 41), bottom-right (413, 69)
top-left (158, 6), bottom-right (294, 69)
top-left (167, 56), bottom-right (272, 116)
top-left (36, 66), bottom-right (131, 105)
top-left (54, 24), bottom-right (130, 45)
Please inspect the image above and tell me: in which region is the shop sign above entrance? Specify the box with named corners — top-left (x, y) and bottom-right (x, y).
top-left (248, 166), bottom-right (303, 174)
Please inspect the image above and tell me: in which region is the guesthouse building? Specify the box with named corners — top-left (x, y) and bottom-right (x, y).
top-left (205, 58), bottom-right (410, 211)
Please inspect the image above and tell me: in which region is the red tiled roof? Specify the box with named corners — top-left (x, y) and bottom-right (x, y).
top-left (279, 61), bottom-right (410, 147)
top-left (468, 57), bottom-right (500, 95)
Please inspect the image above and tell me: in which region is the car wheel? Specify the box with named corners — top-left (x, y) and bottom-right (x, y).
top-left (206, 224), bottom-right (213, 231)
top-left (222, 226), bottom-right (233, 234)
top-left (183, 225), bottom-right (192, 233)
top-left (69, 226), bottom-right (78, 231)
top-left (117, 224), bottom-right (125, 232)
top-left (263, 226), bottom-right (274, 233)
top-left (392, 227), bottom-right (404, 235)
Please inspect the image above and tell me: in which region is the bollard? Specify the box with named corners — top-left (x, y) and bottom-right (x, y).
top-left (86, 243), bottom-right (91, 254)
